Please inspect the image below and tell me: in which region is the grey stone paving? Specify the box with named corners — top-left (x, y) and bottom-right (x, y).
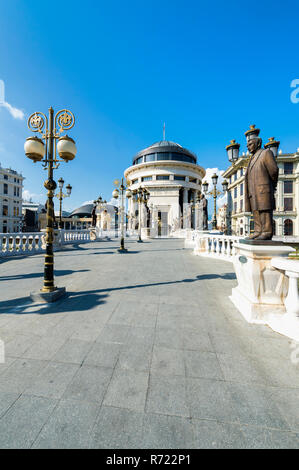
top-left (0, 238), bottom-right (299, 449)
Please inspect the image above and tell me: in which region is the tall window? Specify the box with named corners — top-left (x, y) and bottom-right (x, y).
top-left (3, 183), bottom-right (8, 194)
top-left (284, 219), bottom-right (293, 236)
top-left (240, 168), bottom-right (244, 176)
top-left (284, 198), bottom-right (293, 211)
top-left (234, 201), bottom-right (237, 213)
top-left (234, 187), bottom-right (237, 198)
top-left (284, 181), bottom-right (293, 194)
top-left (240, 183), bottom-right (243, 196)
top-left (3, 205), bottom-right (8, 216)
top-left (240, 199), bottom-right (243, 212)
top-left (284, 162), bottom-right (293, 175)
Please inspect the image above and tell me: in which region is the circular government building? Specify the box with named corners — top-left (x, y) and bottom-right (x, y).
top-left (124, 140), bottom-right (205, 237)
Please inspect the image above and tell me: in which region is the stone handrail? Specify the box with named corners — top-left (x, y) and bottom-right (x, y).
top-left (192, 232), bottom-right (240, 261)
top-left (0, 232), bottom-right (44, 257)
top-left (0, 229), bottom-right (92, 257)
top-left (271, 257), bottom-right (299, 319)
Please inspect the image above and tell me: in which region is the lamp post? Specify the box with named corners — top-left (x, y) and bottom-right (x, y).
top-left (55, 177), bottom-right (72, 228)
top-left (137, 187), bottom-right (149, 242)
top-left (112, 178), bottom-right (131, 252)
top-left (24, 107), bottom-right (76, 300)
top-left (202, 175), bottom-right (228, 231)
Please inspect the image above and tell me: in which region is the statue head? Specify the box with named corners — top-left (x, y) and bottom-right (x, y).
top-left (247, 137), bottom-right (262, 155)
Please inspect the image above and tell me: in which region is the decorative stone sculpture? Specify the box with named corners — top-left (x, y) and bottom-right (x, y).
top-left (198, 194), bottom-right (208, 230)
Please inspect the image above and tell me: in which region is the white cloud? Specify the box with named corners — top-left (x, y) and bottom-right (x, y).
top-left (23, 189), bottom-right (44, 203)
top-left (81, 200), bottom-right (94, 206)
top-left (1, 101), bottom-right (24, 120)
top-left (0, 81), bottom-right (24, 120)
top-left (107, 197), bottom-right (118, 206)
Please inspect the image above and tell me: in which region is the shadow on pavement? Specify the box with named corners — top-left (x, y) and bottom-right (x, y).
top-left (0, 272), bottom-right (236, 315)
top-left (0, 269), bottom-right (90, 282)
top-left (0, 290), bottom-right (108, 315)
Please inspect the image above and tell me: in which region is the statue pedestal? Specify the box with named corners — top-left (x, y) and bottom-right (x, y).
top-left (230, 240), bottom-right (294, 324)
top-left (141, 227), bottom-right (151, 239)
top-left (193, 231), bottom-right (212, 254)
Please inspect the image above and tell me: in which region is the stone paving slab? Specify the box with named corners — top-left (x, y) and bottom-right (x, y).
top-left (0, 238), bottom-right (299, 448)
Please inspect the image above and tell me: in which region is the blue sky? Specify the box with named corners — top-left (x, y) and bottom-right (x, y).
top-left (0, 0), bottom-right (299, 211)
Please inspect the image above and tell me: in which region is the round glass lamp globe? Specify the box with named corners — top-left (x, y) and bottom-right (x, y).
top-left (57, 135), bottom-right (77, 161)
top-left (24, 136), bottom-right (45, 162)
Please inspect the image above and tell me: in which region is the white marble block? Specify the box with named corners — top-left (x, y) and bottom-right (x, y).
top-left (230, 242), bottom-right (294, 324)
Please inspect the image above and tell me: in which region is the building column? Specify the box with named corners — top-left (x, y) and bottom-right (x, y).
top-left (183, 188), bottom-right (189, 229)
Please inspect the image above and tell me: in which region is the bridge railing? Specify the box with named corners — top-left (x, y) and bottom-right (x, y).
top-left (0, 229), bottom-right (92, 257)
top-left (191, 232), bottom-right (240, 261)
top-left (0, 232), bottom-right (44, 257)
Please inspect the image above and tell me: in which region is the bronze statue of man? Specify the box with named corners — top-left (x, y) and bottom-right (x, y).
top-left (244, 125), bottom-right (278, 240)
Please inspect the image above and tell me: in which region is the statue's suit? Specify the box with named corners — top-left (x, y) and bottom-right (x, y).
top-left (244, 148), bottom-right (278, 237)
top-left (244, 148), bottom-right (278, 212)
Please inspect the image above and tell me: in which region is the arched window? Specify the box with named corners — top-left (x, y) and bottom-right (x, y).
top-left (284, 219), bottom-right (293, 236)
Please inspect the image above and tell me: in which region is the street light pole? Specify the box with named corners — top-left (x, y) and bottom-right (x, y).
top-left (24, 107), bottom-right (77, 301)
top-left (55, 178), bottom-right (72, 229)
top-left (202, 175), bottom-right (228, 231)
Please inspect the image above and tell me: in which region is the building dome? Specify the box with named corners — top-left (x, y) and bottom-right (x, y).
top-left (69, 203), bottom-right (94, 218)
top-left (132, 140), bottom-right (197, 166)
top-left (69, 202), bottom-right (117, 218)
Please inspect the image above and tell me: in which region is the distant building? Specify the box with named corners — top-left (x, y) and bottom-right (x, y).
top-left (0, 164), bottom-right (24, 233)
top-left (38, 202), bottom-right (118, 231)
top-left (22, 200), bottom-right (45, 232)
top-left (222, 150), bottom-right (299, 237)
top-left (124, 140), bottom-right (205, 236)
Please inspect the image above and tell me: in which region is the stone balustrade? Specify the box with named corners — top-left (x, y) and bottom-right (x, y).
top-left (0, 232), bottom-right (44, 257)
top-left (271, 257), bottom-right (299, 320)
top-left (0, 229), bottom-right (92, 257)
top-left (191, 232), bottom-right (240, 261)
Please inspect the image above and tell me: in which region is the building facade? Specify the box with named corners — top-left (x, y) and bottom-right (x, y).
top-left (124, 140), bottom-right (205, 237)
top-left (0, 164), bottom-right (24, 233)
top-left (22, 201), bottom-right (45, 232)
top-left (222, 150), bottom-right (299, 237)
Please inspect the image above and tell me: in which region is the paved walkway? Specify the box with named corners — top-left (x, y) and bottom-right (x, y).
top-left (0, 238), bottom-right (298, 449)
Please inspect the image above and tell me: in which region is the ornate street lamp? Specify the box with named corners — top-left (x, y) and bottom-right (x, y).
top-left (225, 139), bottom-right (240, 164)
top-left (112, 178), bottom-right (131, 252)
top-left (264, 137), bottom-right (280, 157)
top-left (24, 107), bottom-right (76, 301)
top-left (203, 174), bottom-right (227, 231)
top-left (55, 177), bottom-right (72, 228)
